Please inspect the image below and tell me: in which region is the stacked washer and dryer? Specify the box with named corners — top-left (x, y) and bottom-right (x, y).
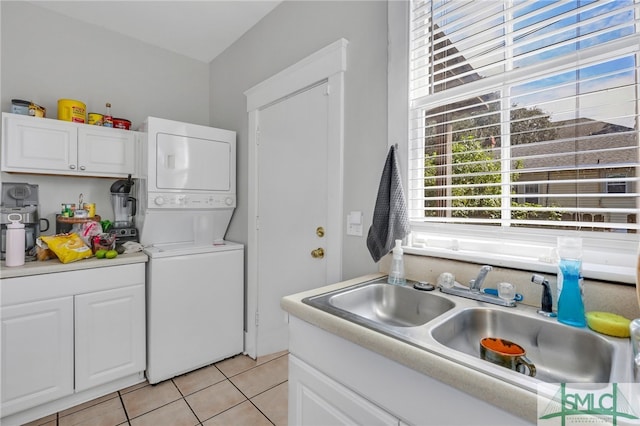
top-left (137, 117), bottom-right (243, 384)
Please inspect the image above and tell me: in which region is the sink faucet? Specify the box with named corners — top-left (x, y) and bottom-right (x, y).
top-left (438, 265), bottom-right (515, 307)
top-left (469, 265), bottom-right (493, 293)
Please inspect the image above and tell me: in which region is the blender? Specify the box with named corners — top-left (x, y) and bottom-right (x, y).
top-left (110, 175), bottom-right (138, 244)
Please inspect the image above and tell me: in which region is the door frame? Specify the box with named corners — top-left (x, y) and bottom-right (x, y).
top-left (244, 39), bottom-right (348, 358)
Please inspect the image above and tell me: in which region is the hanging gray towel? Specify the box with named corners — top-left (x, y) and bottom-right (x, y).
top-left (367, 145), bottom-right (410, 262)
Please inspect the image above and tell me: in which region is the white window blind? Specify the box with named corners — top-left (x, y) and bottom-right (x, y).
top-left (409, 0), bottom-right (640, 235)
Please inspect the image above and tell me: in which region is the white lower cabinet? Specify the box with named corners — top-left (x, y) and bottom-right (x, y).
top-left (288, 316), bottom-right (531, 426)
top-left (1, 297), bottom-right (74, 415)
top-left (75, 285), bottom-right (145, 391)
top-left (0, 262), bottom-right (146, 425)
top-left (289, 355), bottom-right (399, 426)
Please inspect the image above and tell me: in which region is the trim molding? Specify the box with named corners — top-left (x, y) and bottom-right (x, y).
top-left (245, 38), bottom-right (348, 112)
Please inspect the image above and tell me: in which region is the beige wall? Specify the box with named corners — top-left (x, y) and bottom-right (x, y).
top-left (380, 253), bottom-right (640, 320)
top-left (1, 1), bottom-right (211, 228)
top-left (209, 1), bottom-right (389, 280)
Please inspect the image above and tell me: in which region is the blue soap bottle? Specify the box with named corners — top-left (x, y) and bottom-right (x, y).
top-left (556, 237), bottom-right (586, 327)
top-left (557, 258), bottom-right (586, 327)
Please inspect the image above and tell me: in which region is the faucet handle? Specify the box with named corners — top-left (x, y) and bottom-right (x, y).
top-left (497, 282), bottom-right (515, 301)
top-left (469, 265), bottom-right (493, 293)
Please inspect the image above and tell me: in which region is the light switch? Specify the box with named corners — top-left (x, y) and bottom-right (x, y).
top-left (347, 211), bottom-right (363, 236)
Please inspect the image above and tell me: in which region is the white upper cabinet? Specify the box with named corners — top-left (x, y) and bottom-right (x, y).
top-left (1, 113), bottom-right (136, 177)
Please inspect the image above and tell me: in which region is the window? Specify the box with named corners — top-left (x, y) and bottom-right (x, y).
top-left (389, 0), bottom-right (640, 282)
top-left (606, 173), bottom-right (628, 194)
top-left (517, 183), bottom-right (540, 205)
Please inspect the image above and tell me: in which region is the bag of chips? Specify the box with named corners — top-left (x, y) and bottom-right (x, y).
top-left (40, 233), bottom-right (93, 264)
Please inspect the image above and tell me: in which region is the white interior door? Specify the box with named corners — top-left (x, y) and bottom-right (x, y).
top-left (255, 82), bottom-right (330, 356)
top-left (245, 39), bottom-right (347, 358)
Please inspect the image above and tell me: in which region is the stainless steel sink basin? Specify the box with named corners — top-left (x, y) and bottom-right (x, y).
top-left (430, 307), bottom-right (624, 384)
top-left (303, 278), bottom-right (455, 328)
top-left (301, 277), bottom-right (630, 392)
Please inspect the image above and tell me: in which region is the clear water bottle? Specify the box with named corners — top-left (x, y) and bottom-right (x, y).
top-left (388, 239), bottom-right (406, 285)
top-left (6, 213), bottom-right (25, 267)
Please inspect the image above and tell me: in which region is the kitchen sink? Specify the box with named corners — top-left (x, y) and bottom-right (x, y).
top-left (301, 277), bottom-right (631, 393)
top-left (303, 278), bottom-right (455, 328)
top-left (430, 307), bottom-right (618, 384)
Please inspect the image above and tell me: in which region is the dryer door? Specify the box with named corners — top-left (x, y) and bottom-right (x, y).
top-left (155, 133), bottom-right (231, 192)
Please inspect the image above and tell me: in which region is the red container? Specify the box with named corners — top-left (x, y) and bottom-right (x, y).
top-left (113, 118), bottom-right (131, 130)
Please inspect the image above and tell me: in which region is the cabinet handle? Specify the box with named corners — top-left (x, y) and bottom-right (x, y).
top-left (79, 165), bottom-right (86, 171)
top-left (69, 164), bottom-right (76, 170)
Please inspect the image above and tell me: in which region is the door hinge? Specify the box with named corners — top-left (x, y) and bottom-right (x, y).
top-left (255, 312), bottom-right (259, 327)
top-left (325, 84), bottom-right (331, 96)
top-left (256, 128), bottom-right (261, 145)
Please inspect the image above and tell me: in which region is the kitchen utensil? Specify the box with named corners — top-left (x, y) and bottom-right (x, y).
top-left (480, 337), bottom-right (536, 377)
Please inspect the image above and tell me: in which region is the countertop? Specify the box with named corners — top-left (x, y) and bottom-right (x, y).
top-left (281, 273), bottom-right (541, 423)
top-left (1, 252), bottom-right (148, 279)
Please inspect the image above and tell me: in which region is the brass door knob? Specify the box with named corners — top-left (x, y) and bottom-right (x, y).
top-left (311, 248), bottom-right (325, 259)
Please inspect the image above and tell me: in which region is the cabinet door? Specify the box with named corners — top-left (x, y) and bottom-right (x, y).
top-left (75, 285), bottom-right (145, 391)
top-left (1, 297), bottom-right (74, 416)
top-left (2, 114), bottom-right (78, 173)
top-left (78, 126), bottom-right (136, 176)
top-left (289, 356), bottom-right (399, 426)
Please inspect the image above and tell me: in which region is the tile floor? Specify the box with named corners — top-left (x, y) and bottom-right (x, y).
top-left (25, 351), bottom-right (289, 426)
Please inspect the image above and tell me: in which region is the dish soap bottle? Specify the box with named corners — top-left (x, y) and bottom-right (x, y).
top-left (557, 236), bottom-right (586, 327)
top-left (5, 213), bottom-right (25, 267)
top-left (388, 239), bottom-right (406, 285)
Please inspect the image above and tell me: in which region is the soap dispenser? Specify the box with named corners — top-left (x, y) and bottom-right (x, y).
top-left (388, 240), bottom-right (406, 285)
top-left (556, 237), bottom-right (586, 327)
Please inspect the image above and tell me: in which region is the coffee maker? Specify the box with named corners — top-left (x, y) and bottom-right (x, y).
top-left (110, 175), bottom-right (138, 244)
top-left (1, 182), bottom-right (50, 260)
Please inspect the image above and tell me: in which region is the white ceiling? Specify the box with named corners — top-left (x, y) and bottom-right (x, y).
top-left (29, 1), bottom-right (282, 63)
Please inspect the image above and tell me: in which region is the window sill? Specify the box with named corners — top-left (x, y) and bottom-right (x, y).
top-left (404, 246), bottom-right (634, 285)
top-left (408, 224), bottom-right (638, 285)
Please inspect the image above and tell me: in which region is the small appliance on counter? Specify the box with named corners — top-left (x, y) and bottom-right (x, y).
top-left (110, 175), bottom-right (138, 245)
top-left (1, 182), bottom-right (50, 261)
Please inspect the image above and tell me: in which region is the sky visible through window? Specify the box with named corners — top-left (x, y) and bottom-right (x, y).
top-left (511, 1), bottom-right (636, 129)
